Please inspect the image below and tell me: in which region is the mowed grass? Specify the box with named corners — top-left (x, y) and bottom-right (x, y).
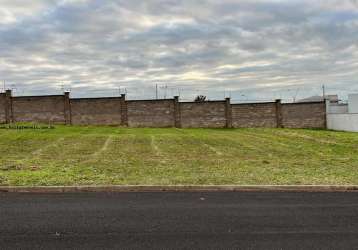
top-left (0, 125), bottom-right (358, 186)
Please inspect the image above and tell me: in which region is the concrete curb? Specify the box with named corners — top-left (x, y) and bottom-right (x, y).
top-left (1, 185), bottom-right (358, 193)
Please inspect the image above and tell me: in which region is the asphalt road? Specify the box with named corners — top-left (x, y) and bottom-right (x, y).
top-left (0, 192), bottom-right (357, 250)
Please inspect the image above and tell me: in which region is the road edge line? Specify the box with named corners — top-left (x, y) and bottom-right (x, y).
top-left (1, 185), bottom-right (358, 193)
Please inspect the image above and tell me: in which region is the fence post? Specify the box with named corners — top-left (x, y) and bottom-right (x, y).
top-left (275, 99), bottom-right (283, 128)
top-left (64, 92), bottom-right (71, 125)
top-left (174, 96), bottom-right (181, 128)
top-left (120, 94), bottom-right (128, 126)
top-left (225, 97), bottom-right (232, 128)
top-left (5, 89), bottom-right (12, 124)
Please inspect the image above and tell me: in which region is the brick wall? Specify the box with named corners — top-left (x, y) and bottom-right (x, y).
top-left (70, 97), bottom-right (123, 125)
top-left (0, 93), bottom-right (5, 123)
top-left (180, 101), bottom-right (227, 128)
top-left (281, 102), bottom-right (326, 128)
top-left (12, 95), bottom-right (65, 124)
top-left (0, 90), bottom-right (327, 129)
top-left (232, 102), bottom-right (278, 128)
top-left (127, 100), bottom-right (175, 127)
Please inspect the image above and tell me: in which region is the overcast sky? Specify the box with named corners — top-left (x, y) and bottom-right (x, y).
top-left (0, 0), bottom-right (358, 101)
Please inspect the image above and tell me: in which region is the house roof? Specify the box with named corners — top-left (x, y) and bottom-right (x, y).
top-left (298, 95), bottom-right (339, 103)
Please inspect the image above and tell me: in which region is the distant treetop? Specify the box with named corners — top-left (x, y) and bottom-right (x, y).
top-left (194, 95), bottom-right (207, 102)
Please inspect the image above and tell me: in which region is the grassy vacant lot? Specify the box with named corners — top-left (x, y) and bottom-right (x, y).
top-left (0, 125), bottom-right (357, 186)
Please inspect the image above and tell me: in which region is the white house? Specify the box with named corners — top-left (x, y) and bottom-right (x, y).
top-left (348, 94), bottom-right (358, 114)
top-left (327, 94), bottom-right (358, 132)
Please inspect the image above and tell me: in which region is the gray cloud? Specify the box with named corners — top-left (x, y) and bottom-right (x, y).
top-left (0, 0), bottom-right (358, 101)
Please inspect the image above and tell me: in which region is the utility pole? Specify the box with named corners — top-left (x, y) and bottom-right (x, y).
top-left (155, 84), bottom-right (158, 100)
top-left (293, 88), bottom-right (300, 102)
top-left (160, 84), bottom-right (168, 99)
top-left (322, 84), bottom-right (326, 100)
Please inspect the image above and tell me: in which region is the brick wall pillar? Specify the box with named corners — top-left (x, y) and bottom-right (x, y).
top-left (324, 99), bottom-right (329, 129)
top-left (174, 96), bottom-right (181, 128)
top-left (0, 92), bottom-right (5, 123)
top-left (120, 94), bottom-right (128, 126)
top-left (225, 97), bottom-right (232, 128)
top-left (275, 99), bottom-right (283, 128)
top-left (5, 89), bottom-right (13, 124)
top-left (64, 92), bottom-right (71, 125)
